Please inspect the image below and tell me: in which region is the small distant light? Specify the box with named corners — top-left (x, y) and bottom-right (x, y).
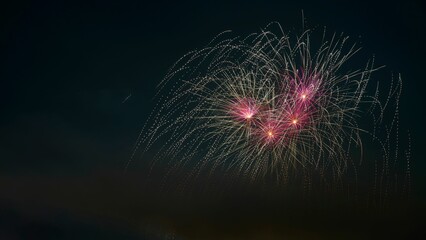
top-left (301, 94), bottom-right (307, 99)
top-left (267, 131), bottom-right (274, 137)
top-left (292, 119), bottom-right (298, 124)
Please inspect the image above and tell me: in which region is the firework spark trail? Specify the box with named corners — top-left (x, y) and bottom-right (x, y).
top-left (133, 23), bottom-right (404, 188)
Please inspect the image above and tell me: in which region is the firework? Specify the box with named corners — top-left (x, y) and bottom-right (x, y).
top-left (134, 23), bottom-right (404, 187)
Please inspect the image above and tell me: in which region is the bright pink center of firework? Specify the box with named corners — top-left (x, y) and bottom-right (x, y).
top-left (259, 119), bottom-right (285, 143)
top-left (230, 98), bottom-right (259, 121)
top-left (286, 111), bottom-right (309, 131)
top-left (285, 70), bottom-right (321, 104)
top-left (296, 86), bottom-right (316, 104)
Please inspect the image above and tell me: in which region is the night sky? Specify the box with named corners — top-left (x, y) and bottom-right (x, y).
top-left (1, 0), bottom-right (426, 239)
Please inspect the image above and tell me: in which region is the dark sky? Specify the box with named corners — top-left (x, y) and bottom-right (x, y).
top-left (1, 0), bottom-right (425, 239)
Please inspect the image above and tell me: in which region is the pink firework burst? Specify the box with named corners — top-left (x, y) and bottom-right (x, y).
top-left (287, 70), bottom-right (322, 106)
top-left (228, 98), bottom-right (260, 123)
top-left (255, 117), bottom-right (287, 145)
